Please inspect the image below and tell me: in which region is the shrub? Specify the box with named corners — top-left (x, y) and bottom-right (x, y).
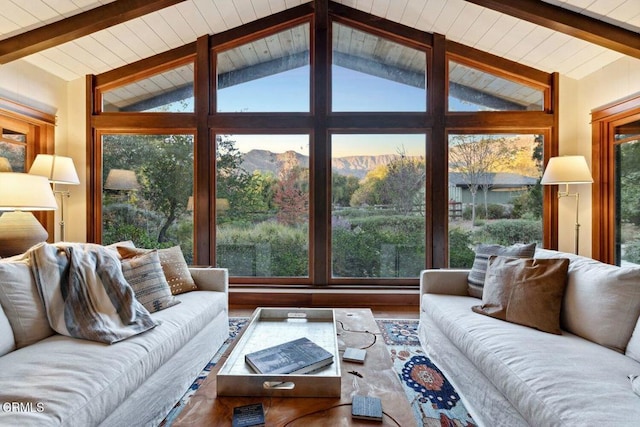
top-left (448, 227), bottom-right (475, 268)
top-left (623, 240), bottom-right (640, 265)
top-left (474, 219), bottom-right (542, 246)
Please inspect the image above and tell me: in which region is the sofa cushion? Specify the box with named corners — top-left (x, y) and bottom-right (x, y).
top-left (0, 305), bottom-right (15, 356)
top-left (472, 256), bottom-right (569, 334)
top-left (0, 290), bottom-right (227, 426)
top-left (536, 248), bottom-right (640, 353)
top-left (467, 243), bottom-right (536, 298)
top-left (121, 250), bottom-right (180, 313)
top-left (0, 258), bottom-right (54, 348)
top-left (118, 246), bottom-right (197, 295)
top-left (626, 316), bottom-right (640, 363)
top-left (422, 293), bottom-right (640, 426)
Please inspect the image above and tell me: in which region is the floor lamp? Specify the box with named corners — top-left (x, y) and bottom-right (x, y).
top-left (540, 155), bottom-right (593, 254)
top-left (29, 154), bottom-right (80, 241)
top-left (0, 173), bottom-right (58, 257)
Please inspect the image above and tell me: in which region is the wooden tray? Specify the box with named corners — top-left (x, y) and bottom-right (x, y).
top-left (216, 307), bottom-right (341, 397)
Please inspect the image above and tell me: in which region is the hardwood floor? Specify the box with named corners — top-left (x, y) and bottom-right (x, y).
top-left (229, 305), bottom-right (419, 319)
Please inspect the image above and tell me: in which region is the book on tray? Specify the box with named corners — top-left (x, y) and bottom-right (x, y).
top-left (245, 337), bottom-right (334, 375)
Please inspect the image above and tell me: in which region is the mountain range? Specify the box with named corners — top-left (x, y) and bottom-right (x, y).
top-left (241, 149), bottom-right (404, 179)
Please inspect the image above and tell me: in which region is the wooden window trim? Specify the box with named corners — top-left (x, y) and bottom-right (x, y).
top-left (592, 92), bottom-right (640, 263)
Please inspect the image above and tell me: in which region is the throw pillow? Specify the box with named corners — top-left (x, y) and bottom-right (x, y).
top-left (467, 242), bottom-right (536, 298)
top-left (121, 250), bottom-right (180, 313)
top-left (0, 258), bottom-right (55, 348)
top-left (118, 246), bottom-right (197, 295)
top-left (0, 306), bottom-right (15, 356)
top-left (471, 256), bottom-right (569, 334)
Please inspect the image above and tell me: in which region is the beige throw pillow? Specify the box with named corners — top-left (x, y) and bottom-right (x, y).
top-left (472, 256), bottom-right (569, 334)
top-left (118, 246), bottom-right (197, 295)
top-left (121, 250), bottom-right (180, 313)
top-left (626, 316), bottom-right (640, 363)
top-left (467, 243), bottom-right (536, 298)
top-left (0, 259), bottom-right (55, 348)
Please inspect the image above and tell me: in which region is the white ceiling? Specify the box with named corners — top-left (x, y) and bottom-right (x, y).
top-left (0, 0), bottom-right (638, 82)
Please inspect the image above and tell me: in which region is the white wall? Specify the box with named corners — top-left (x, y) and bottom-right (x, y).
top-left (558, 56), bottom-right (640, 256)
top-left (0, 59), bottom-right (86, 243)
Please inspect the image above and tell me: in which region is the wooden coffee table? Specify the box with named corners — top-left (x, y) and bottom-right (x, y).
top-left (171, 308), bottom-right (417, 426)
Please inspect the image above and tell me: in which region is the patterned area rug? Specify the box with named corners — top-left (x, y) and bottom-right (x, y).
top-left (377, 319), bottom-right (476, 427)
top-left (161, 318), bottom-right (476, 426)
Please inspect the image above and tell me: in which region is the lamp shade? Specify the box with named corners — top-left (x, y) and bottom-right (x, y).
top-left (540, 156), bottom-right (593, 185)
top-left (0, 172), bottom-right (58, 211)
top-left (104, 169), bottom-right (140, 191)
top-left (0, 157), bottom-right (12, 172)
top-left (29, 154), bottom-right (80, 184)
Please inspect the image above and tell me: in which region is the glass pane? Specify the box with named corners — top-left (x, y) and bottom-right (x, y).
top-left (615, 123), bottom-right (640, 266)
top-left (331, 134), bottom-right (426, 278)
top-left (0, 128), bottom-right (26, 172)
top-left (448, 60), bottom-right (544, 112)
top-left (332, 23), bottom-right (426, 112)
top-left (217, 24), bottom-right (310, 112)
top-left (102, 63), bottom-right (194, 112)
top-left (215, 134), bottom-right (309, 277)
top-left (102, 134), bottom-right (194, 262)
top-left (448, 134), bottom-right (543, 268)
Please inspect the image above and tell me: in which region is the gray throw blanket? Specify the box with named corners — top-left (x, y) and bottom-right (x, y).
top-left (29, 243), bottom-right (157, 344)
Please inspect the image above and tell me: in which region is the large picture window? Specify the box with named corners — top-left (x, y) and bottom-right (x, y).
top-left (88, 4), bottom-right (556, 291)
top-left (215, 134), bottom-right (310, 277)
top-left (447, 133), bottom-right (544, 267)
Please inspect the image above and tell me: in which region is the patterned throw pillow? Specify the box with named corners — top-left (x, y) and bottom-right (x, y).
top-left (467, 242), bottom-right (536, 298)
top-left (118, 246), bottom-right (197, 295)
top-left (121, 250), bottom-right (180, 313)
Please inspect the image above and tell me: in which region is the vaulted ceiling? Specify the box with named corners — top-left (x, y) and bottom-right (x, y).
top-left (0, 0), bottom-right (638, 82)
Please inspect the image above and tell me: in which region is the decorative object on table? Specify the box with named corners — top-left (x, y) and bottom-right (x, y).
top-left (351, 395), bottom-right (383, 422)
top-left (28, 154), bottom-right (79, 241)
top-left (232, 403), bottom-right (265, 427)
top-left (0, 172), bottom-right (57, 257)
top-left (245, 337), bottom-right (334, 375)
top-left (540, 155), bottom-right (593, 254)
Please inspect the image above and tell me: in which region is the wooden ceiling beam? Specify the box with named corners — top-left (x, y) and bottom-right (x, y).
top-left (0, 0), bottom-right (187, 64)
top-left (465, 0), bottom-right (640, 59)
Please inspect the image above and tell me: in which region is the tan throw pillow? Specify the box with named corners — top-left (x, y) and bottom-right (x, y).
top-left (472, 256), bottom-right (569, 334)
top-left (118, 246), bottom-right (197, 295)
top-left (121, 250), bottom-right (180, 313)
top-left (0, 259), bottom-right (55, 348)
top-left (467, 243), bottom-right (536, 298)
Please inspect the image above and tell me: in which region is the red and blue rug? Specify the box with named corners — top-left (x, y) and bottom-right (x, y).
top-left (161, 318), bottom-right (476, 426)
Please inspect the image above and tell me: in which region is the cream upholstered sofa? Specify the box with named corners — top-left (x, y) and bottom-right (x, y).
top-left (418, 247), bottom-right (640, 426)
top-left (0, 244), bottom-right (229, 426)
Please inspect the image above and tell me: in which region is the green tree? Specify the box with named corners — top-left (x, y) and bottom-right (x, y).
top-left (141, 134), bottom-right (194, 243)
top-left (382, 153), bottom-right (425, 215)
top-left (332, 174), bottom-right (360, 207)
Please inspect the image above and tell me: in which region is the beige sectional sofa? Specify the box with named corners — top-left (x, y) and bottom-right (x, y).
top-left (419, 248), bottom-right (640, 426)
top-left (0, 244), bottom-right (229, 426)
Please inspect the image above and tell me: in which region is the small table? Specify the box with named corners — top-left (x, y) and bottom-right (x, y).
top-left (171, 308), bottom-right (417, 426)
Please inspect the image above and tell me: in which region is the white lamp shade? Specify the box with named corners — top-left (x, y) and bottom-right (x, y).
top-left (540, 156), bottom-right (593, 185)
top-left (29, 154), bottom-right (80, 184)
top-left (104, 169), bottom-right (140, 191)
top-left (0, 173), bottom-right (58, 211)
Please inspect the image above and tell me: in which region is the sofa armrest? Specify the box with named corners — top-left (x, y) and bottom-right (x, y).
top-left (420, 269), bottom-right (470, 297)
top-left (189, 267), bottom-right (228, 294)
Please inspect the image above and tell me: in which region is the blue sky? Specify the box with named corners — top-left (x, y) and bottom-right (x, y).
top-left (218, 65), bottom-right (428, 157)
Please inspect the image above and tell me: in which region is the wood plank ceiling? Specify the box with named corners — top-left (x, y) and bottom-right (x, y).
top-left (0, 0), bottom-right (637, 84)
